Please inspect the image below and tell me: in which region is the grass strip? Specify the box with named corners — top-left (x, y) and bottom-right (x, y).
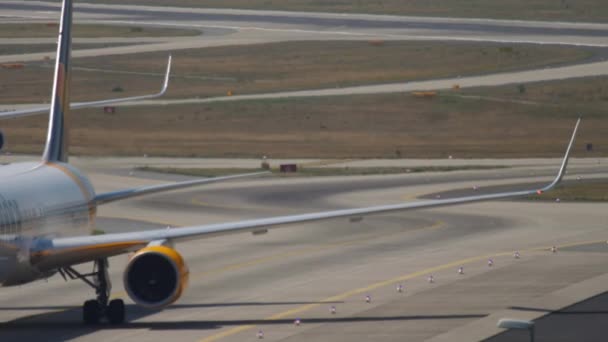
top-left (136, 165), bottom-right (509, 178)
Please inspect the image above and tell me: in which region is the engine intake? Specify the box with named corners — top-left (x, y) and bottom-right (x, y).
top-left (123, 246), bottom-right (189, 309)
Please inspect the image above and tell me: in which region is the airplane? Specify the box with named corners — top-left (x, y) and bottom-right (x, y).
top-left (0, 0), bottom-right (581, 325)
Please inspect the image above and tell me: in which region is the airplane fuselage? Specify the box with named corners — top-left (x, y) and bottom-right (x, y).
top-left (0, 161), bottom-right (94, 286)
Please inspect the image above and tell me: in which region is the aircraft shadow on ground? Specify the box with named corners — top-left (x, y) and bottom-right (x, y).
top-left (0, 301), bottom-right (345, 311)
top-left (0, 301), bottom-right (486, 341)
top-left (487, 292), bottom-right (608, 341)
top-left (510, 306), bottom-right (608, 315)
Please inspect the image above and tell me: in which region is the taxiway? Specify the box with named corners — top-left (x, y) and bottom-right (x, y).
top-left (0, 156), bottom-right (605, 341)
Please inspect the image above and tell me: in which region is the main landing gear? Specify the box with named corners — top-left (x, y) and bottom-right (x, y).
top-left (58, 258), bottom-right (125, 324)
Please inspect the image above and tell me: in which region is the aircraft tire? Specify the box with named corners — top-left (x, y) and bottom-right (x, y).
top-left (107, 299), bottom-right (125, 324)
top-left (83, 299), bottom-right (101, 324)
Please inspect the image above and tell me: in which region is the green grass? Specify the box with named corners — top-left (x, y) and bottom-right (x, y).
top-left (0, 23), bottom-right (201, 38)
top-left (459, 76), bottom-right (608, 117)
top-left (0, 41), bottom-right (592, 104)
top-left (3, 77), bottom-right (607, 158)
top-left (84, 0), bottom-right (608, 23)
top-left (0, 43), bottom-right (134, 56)
top-left (137, 166), bottom-right (265, 178)
top-left (2, 42), bottom-right (607, 158)
top-left (136, 165), bottom-right (509, 178)
top-left (527, 181), bottom-right (608, 202)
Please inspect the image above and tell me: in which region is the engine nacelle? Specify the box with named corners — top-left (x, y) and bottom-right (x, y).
top-left (123, 246), bottom-right (189, 309)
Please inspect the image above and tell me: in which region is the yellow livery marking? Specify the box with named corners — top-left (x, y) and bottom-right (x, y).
top-left (45, 162), bottom-right (96, 223)
top-left (197, 239), bottom-right (608, 342)
top-left (33, 241), bottom-right (145, 258)
top-left (45, 163), bottom-right (93, 201)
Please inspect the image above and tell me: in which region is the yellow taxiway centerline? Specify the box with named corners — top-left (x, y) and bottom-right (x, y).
top-left (197, 239), bottom-right (608, 342)
top-left (110, 220), bottom-right (444, 300)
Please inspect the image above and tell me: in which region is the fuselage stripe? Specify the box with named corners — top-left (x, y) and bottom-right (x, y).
top-left (45, 163), bottom-right (96, 225)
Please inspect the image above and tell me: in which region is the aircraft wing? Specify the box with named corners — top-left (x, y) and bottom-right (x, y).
top-left (0, 56), bottom-right (172, 120)
top-left (32, 118), bottom-right (580, 270)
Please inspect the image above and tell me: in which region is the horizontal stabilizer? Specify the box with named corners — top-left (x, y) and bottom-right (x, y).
top-left (0, 55), bottom-right (172, 120)
top-left (93, 170), bottom-right (268, 206)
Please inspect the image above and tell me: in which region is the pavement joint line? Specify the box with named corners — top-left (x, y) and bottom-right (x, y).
top-left (196, 238), bottom-right (608, 342)
top-left (96, 214), bottom-right (181, 228)
top-left (192, 220), bottom-right (444, 279)
top-left (299, 159), bottom-right (357, 167)
top-left (401, 190), bottom-right (433, 201)
top-left (530, 238), bottom-right (607, 251)
top-left (190, 197), bottom-right (248, 211)
top-left (98, 215), bottom-right (181, 229)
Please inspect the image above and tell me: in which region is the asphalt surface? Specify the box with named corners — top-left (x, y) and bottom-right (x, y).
top-left (1, 3), bottom-right (608, 341)
top-left (4, 2), bottom-right (608, 37)
top-left (486, 245), bottom-right (608, 342)
top-left (0, 157), bottom-right (606, 342)
top-left (488, 290), bottom-right (608, 342)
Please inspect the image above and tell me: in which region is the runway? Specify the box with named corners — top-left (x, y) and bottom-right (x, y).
top-left (3, 1), bottom-right (608, 110)
top-left (0, 156), bottom-right (606, 341)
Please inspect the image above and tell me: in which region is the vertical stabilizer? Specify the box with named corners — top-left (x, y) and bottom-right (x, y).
top-left (43, 0), bottom-right (73, 163)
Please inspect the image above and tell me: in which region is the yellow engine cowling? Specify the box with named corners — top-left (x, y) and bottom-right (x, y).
top-left (123, 246), bottom-right (189, 309)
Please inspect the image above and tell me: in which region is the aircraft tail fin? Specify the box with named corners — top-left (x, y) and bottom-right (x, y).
top-left (43, 0), bottom-right (73, 163)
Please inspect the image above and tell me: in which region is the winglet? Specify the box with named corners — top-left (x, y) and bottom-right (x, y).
top-left (160, 55), bottom-right (172, 96)
top-left (541, 117), bottom-right (581, 192)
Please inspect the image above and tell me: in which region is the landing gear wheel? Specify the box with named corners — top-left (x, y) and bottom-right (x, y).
top-left (60, 259), bottom-right (127, 325)
top-left (107, 299), bottom-right (126, 324)
top-left (83, 299), bottom-right (101, 325)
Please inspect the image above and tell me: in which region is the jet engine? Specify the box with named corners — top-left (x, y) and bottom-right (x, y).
top-left (123, 246), bottom-right (189, 309)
